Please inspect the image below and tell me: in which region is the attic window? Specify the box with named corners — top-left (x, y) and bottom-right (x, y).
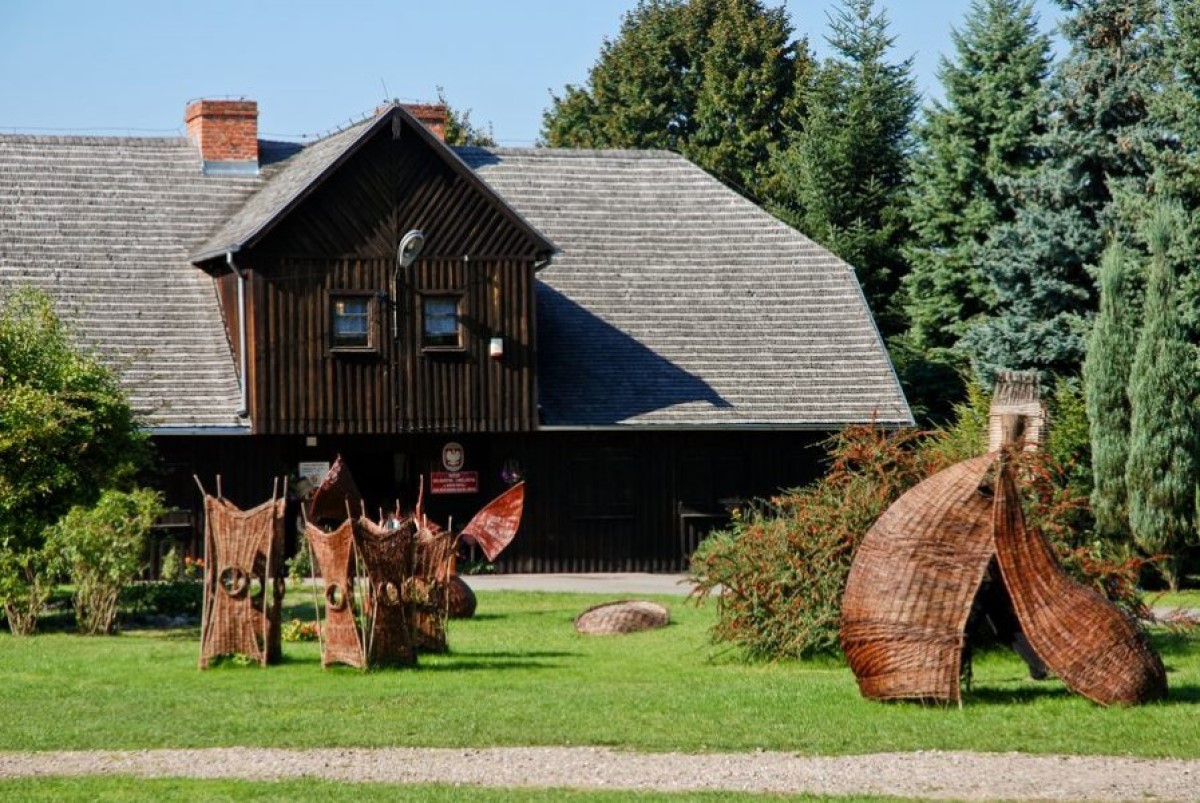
top-left (422, 295), bottom-right (462, 350)
top-left (331, 294), bottom-right (375, 351)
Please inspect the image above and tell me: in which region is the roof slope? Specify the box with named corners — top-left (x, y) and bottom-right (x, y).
top-left (194, 106), bottom-right (554, 262)
top-left (0, 135), bottom-right (288, 429)
top-left (458, 147), bottom-right (912, 428)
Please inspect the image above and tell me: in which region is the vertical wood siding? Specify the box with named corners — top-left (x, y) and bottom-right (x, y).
top-left (153, 430), bottom-right (825, 574)
top-left (239, 119), bottom-right (543, 434)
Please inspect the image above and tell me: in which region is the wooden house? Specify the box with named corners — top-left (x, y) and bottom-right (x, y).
top-left (0, 100), bottom-right (911, 571)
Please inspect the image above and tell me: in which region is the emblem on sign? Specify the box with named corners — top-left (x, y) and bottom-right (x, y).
top-left (442, 442), bottom-right (465, 472)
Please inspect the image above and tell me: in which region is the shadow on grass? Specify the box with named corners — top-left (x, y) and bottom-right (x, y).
top-left (962, 685), bottom-right (1074, 705)
top-left (420, 648), bottom-right (579, 673)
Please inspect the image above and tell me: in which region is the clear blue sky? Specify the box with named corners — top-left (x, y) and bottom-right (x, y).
top-left (0, 0), bottom-right (1062, 146)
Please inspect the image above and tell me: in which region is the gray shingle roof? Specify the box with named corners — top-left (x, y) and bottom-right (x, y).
top-left (0, 126), bottom-right (911, 433)
top-left (192, 121), bottom-right (370, 262)
top-left (457, 147), bottom-right (912, 428)
top-left (193, 107), bottom-right (554, 262)
top-left (0, 134), bottom-right (284, 430)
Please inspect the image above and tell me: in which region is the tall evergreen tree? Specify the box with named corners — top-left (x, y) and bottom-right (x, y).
top-left (1125, 207), bottom-right (1200, 590)
top-left (769, 0), bottom-right (917, 336)
top-left (1150, 0), bottom-right (1200, 337)
top-left (540, 0), bottom-right (810, 201)
top-left (902, 0), bottom-right (1050, 360)
top-left (963, 0), bottom-right (1165, 383)
top-left (1083, 241), bottom-right (1139, 542)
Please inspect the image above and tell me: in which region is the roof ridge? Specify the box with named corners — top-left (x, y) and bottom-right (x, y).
top-left (456, 146), bottom-right (683, 160)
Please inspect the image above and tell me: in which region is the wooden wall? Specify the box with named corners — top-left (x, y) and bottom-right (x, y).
top-left (151, 430), bottom-right (825, 573)
top-left (221, 116), bottom-right (544, 435)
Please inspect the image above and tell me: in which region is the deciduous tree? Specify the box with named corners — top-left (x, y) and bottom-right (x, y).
top-left (0, 287), bottom-right (148, 633)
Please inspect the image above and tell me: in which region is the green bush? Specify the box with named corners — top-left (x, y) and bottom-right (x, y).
top-left (159, 546), bottom-right (182, 582)
top-left (1, 287), bottom-right (149, 634)
top-left (286, 530), bottom-right (313, 582)
top-left (46, 488), bottom-right (165, 635)
top-left (119, 580), bottom-right (203, 618)
top-left (690, 425), bottom-right (948, 659)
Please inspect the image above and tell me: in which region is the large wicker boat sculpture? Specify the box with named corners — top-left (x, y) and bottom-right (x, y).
top-left (841, 378), bottom-right (1167, 706)
top-left (197, 480), bottom-right (286, 669)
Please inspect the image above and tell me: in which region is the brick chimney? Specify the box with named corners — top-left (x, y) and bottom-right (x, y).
top-left (402, 103), bottom-right (448, 141)
top-left (185, 99), bottom-right (259, 174)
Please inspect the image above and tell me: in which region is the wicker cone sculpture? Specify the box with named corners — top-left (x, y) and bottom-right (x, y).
top-left (840, 454), bottom-right (998, 702)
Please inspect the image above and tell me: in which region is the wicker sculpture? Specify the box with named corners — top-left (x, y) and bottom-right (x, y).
top-left (198, 483), bottom-right (285, 669)
top-left (307, 454), bottom-right (364, 524)
top-left (356, 516), bottom-right (418, 667)
top-left (840, 454), bottom-right (998, 702)
top-left (992, 459), bottom-right (1167, 705)
top-left (841, 383), bottom-right (1167, 706)
top-left (575, 600), bottom-right (670, 635)
top-left (409, 523), bottom-right (458, 653)
top-left (305, 518), bottom-right (366, 669)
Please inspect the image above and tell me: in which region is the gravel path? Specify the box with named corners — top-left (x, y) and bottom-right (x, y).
top-left (2, 746), bottom-right (1198, 800)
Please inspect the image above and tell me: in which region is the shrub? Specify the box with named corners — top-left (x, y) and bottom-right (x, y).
top-left (159, 545), bottom-right (182, 582)
top-left (282, 618), bottom-right (321, 642)
top-left (690, 425), bottom-right (949, 659)
top-left (0, 287), bottom-right (149, 634)
top-left (691, 384), bottom-right (1146, 660)
top-left (119, 580), bottom-right (203, 618)
top-left (46, 488), bottom-right (165, 635)
top-left (286, 531), bottom-right (313, 582)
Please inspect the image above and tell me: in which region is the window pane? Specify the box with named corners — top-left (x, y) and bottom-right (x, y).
top-left (332, 297), bottom-right (370, 347)
top-left (423, 297), bottom-right (459, 347)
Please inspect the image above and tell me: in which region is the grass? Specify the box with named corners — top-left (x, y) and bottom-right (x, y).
top-left (0, 591), bottom-right (1198, 758)
top-left (0, 777), bottom-right (913, 802)
top-left (1146, 588), bottom-right (1200, 611)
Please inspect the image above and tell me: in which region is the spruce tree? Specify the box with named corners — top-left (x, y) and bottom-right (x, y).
top-left (540, 0), bottom-right (810, 201)
top-left (1083, 241), bottom-right (1139, 542)
top-left (903, 0), bottom-right (1050, 360)
top-left (964, 0), bottom-right (1164, 383)
top-left (1125, 207), bottom-right (1200, 590)
top-left (769, 0), bottom-right (917, 336)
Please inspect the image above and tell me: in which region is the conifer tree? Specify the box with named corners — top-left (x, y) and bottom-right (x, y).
top-left (903, 0), bottom-right (1050, 360)
top-left (964, 0), bottom-right (1164, 383)
top-left (1150, 0), bottom-right (1200, 336)
top-left (1083, 241), bottom-right (1139, 542)
top-left (541, 0), bottom-right (810, 201)
top-left (769, 0), bottom-right (917, 336)
top-left (1125, 207), bottom-right (1200, 590)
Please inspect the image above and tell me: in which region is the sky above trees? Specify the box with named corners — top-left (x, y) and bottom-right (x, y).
top-left (0, 0), bottom-right (1061, 145)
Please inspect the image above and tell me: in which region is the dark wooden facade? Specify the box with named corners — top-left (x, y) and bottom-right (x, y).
top-left (154, 110), bottom-right (829, 573)
top-left (209, 116), bottom-right (545, 436)
top-left (154, 429), bottom-right (824, 573)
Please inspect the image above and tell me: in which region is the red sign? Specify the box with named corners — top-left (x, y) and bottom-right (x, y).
top-left (430, 470), bottom-right (479, 495)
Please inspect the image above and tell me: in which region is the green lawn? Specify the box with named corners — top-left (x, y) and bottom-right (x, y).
top-left (0, 590), bottom-right (1197, 758)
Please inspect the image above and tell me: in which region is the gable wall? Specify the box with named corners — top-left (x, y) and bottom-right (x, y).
top-left (239, 123), bottom-right (542, 434)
